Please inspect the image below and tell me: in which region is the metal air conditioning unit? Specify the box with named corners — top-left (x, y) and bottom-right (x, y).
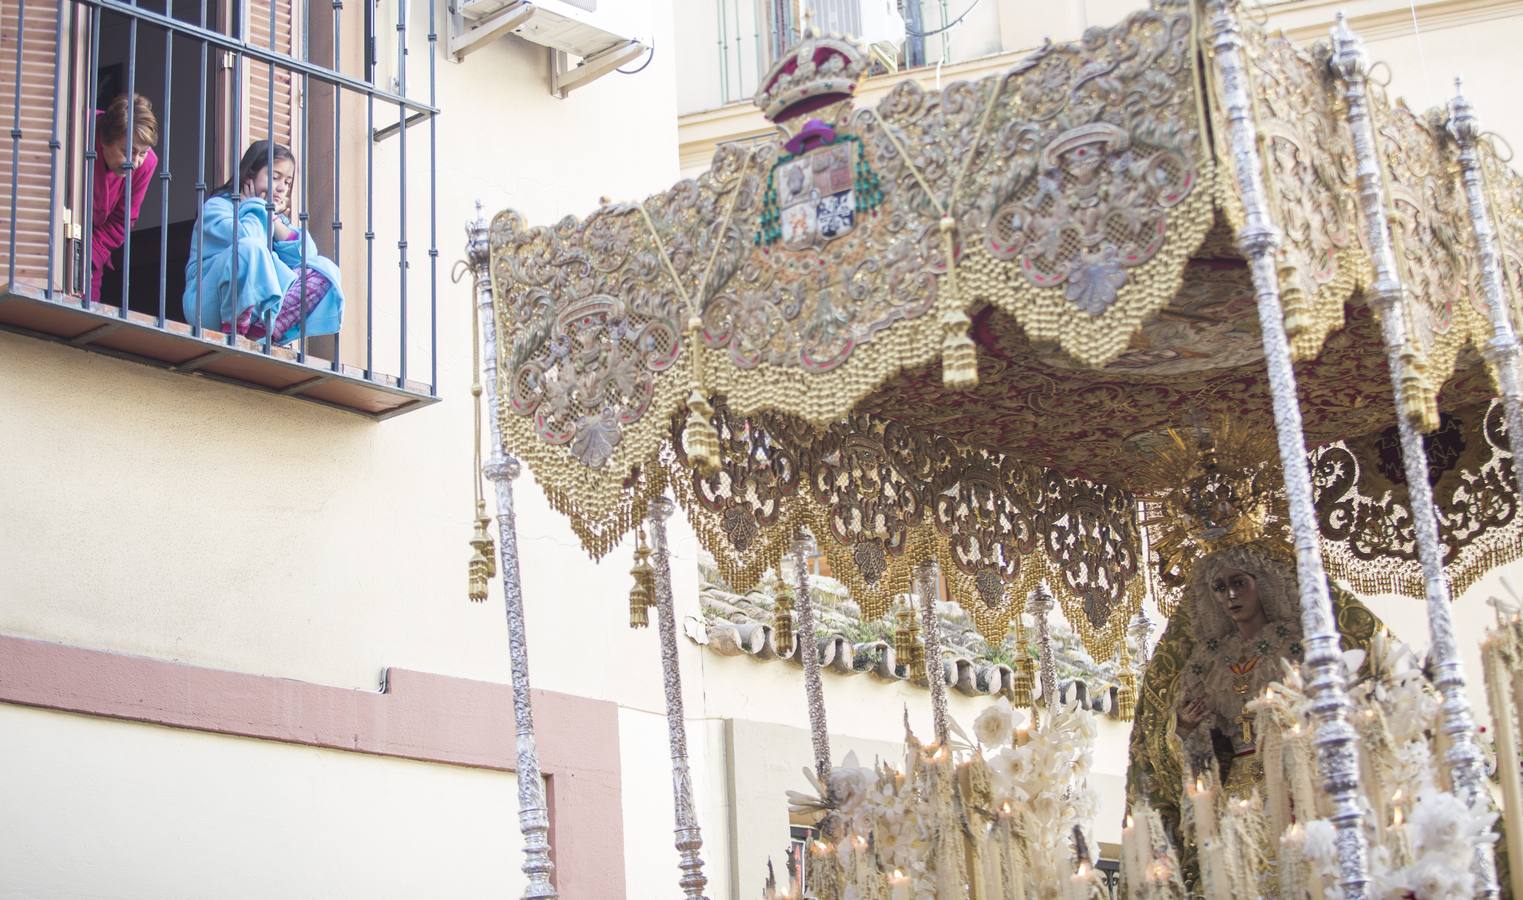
top-left (807, 0), bottom-right (905, 70)
top-left (448, 0), bottom-right (648, 98)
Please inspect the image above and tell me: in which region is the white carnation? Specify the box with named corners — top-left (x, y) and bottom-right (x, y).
top-left (973, 699), bottom-right (1016, 748)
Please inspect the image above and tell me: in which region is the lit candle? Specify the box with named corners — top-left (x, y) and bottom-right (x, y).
top-left (1015, 723), bottom-right (1030, 745)
top-left (889, 867), bottom-right (911, 900)
top-left (1122, 812), bottom-right (1144, 897)
top-left (1069, 861), bottom-right (1095, 900)
top-left (1190, 775), bottom-right (1218, 844)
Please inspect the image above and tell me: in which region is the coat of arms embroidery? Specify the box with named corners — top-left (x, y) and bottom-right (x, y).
top-left (755, 122), bottom-right (882, 250)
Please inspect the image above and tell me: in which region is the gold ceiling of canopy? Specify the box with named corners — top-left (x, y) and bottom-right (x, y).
top-left (486, 0), bottom-right (1521, 652)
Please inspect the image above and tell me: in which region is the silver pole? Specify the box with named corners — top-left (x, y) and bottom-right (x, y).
top-left (1030, 582), bottom-right (1058, 717)
top-left (1331, 20), bottom-right (1500, 897)
top-left (1447, 85), bottom-right (1523, 504)
top-left (1204, 4), bottom-right (1373, 895)
top-left (917, 561), bottom-right (951, 744)
top-left (467, 206), bottom-right (558, 899)
top-left (647, 496), bottom-right (711, 900)
top-left (791, 532), bottom-right (833, 789)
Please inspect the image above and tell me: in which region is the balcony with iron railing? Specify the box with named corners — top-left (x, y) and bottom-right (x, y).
top-left (0, 0), bottom-right (440, 418)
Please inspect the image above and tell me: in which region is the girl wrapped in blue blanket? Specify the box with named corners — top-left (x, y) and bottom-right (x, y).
top-left (183, 141), bottom-right (343, 343)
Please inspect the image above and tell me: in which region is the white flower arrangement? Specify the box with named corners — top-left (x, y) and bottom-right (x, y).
top-left (768, 700), bottom-right (1105, 900)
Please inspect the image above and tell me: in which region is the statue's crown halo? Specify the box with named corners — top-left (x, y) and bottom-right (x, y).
top-left (1142, 420), bottom-right (1290, 569)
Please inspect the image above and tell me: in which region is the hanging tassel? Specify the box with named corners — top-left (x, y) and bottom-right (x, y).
top-left (1115, 639), bottom-right (1137, 722)
top-left (773, 565), bottom-right (796, 656)
top-left (467, 502), bottom-right (495, 603)
top-left (629, 529), bottom-right (654, 629)
top-left (683, 389), bottom-right (721, 476)
top-left (941, 307), bottom-right (979, 388)
top-left (467, 283), bottom-right (494, 604)
top-left (681, 315), bottom-right (722, 477)
top-left (937, 216), bottom-right (978, 389)
top-left (895, 605), bottom-right (917, 672)
top-left (1117, 671), bottom-right (1137, 723)
top-left (1397, 347), bottom-right (1441, 433)
top-left (1011, 615), bottom-right (1035, 710)
top-left (907, 606), bottom-right (925, 672)
top-left (1278, 265), bottom-right (1315, 361)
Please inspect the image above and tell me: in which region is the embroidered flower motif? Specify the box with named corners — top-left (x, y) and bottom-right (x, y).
top-left (1205, 638), bottom-right (1219, 653)
top-left (1289, 641), bottom-right (1303, 657)
top-left (1275, 623), bottom-right (1291, 639)
top-left (569, 408), bottom-right (620, 468)
top-left (1191, 663), bottom-right (1207, 676)
top-left (1065, 249), bottom-right (1128, 315)
top-left (1255, 639), bottom-right (1272, 656)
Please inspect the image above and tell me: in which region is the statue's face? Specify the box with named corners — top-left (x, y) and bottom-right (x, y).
top-left (1209, 566), bottom-right (1264, 627)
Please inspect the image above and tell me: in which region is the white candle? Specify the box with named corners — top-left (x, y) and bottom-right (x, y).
top-left (1190, 775), bottom-right (1218, 844)
top-left (1484, 633), bottom-right (1523, 900)
top-left (1122, 813), bottom-right (1142, 897)
top-left (889, 867), bottom-right (911, 900)
top-left (1278, 825), bottom-right (1304, 900)
top-left (1390, 801), bottom-right (1412, 868)
top-left (1069, 861), bottom-right (1100, 900)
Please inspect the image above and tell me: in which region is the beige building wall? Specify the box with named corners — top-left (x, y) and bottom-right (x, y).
top-left (0, 704), bottom-right (531, 899)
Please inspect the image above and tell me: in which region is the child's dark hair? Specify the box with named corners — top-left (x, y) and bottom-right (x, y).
top-left (213, 140), bottom-right (296, 214)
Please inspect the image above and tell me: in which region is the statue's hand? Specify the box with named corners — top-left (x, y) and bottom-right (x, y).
top-left (1177, 695), bottom-right (1209, 732)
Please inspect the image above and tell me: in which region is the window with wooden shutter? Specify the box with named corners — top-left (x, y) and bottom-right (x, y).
top-left (0, 0), bottom-right (74, 295)
top-left (243, 0), bottom-right (300, 171)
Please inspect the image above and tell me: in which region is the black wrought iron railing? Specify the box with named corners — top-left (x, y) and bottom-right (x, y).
top-left (0, 0), bottom-right (440, 417)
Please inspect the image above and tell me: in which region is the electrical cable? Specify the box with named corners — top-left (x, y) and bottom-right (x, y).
top-left (616, 36), bottom-right (656, 75)
top-left (904, 0), bottom-right (979, 38)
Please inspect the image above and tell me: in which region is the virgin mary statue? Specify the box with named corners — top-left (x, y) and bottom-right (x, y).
top-left (1123, 426), bottom-right (1381, 868)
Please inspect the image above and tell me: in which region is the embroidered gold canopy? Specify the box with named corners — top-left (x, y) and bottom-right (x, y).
top-left (487, 0), bottom-right (1521, 652)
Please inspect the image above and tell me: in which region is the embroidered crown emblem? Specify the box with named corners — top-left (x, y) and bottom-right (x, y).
top-left (753, 33), bottom-right (869, 132)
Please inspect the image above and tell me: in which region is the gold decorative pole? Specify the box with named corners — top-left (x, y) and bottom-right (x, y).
top-left (466, 205), bottom-right (557, 899)
top-left (647, 496), bottom-right (710, 900)
top-left (1331, 20), bottom-right (1500, 896)
top-left (1205, 3), bottom-right (1372, 894)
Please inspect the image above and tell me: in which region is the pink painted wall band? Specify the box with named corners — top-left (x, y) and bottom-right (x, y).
top-left (0, 633), bottom-right (626, 898)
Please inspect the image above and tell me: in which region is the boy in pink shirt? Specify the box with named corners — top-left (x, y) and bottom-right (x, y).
top-left (91, 93), bottom-right (159, 302)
